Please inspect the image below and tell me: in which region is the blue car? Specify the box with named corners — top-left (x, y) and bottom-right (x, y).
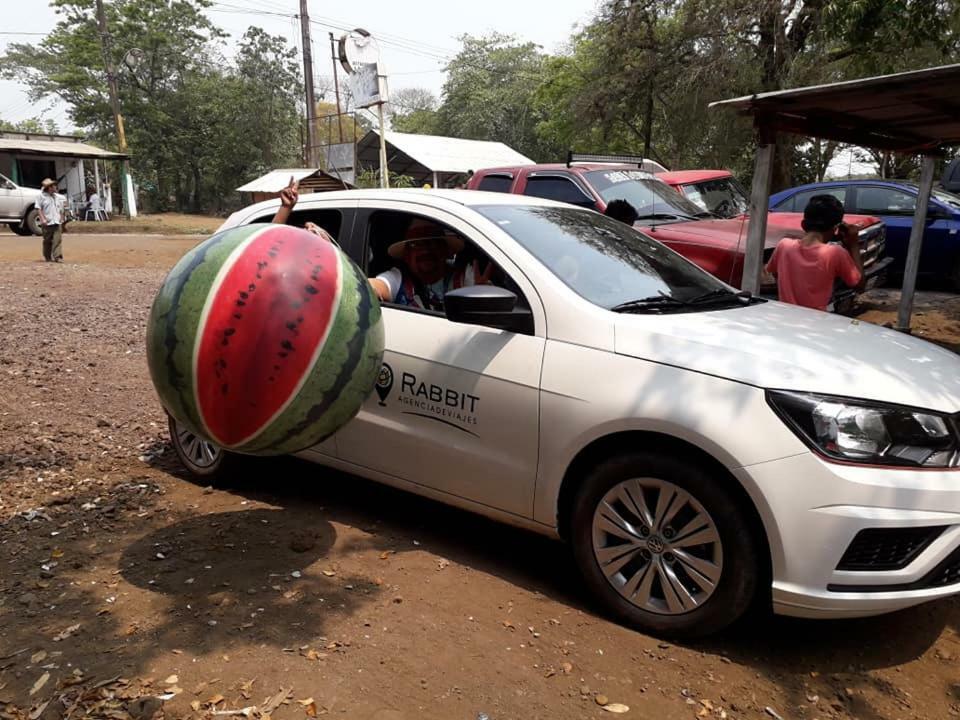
top-left (770, 179), bottom-right (960, 287)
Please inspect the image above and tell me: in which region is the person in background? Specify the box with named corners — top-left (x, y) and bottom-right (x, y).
top-left (604, 198), bottom-right (639, 226)
top-left (765, 194), bottom-right (864, 311)
top-left (36, 178), bottom-right (64, 263)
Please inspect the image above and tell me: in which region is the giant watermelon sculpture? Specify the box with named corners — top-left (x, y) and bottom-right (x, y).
top-left (146, 223), bottom-right (384, 455)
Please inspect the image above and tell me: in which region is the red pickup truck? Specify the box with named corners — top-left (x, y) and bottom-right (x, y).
top-left (467, 163), bottom-right (890, 311)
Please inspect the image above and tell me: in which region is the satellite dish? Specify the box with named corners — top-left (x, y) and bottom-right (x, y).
top-left (338, 28), bottom-right (380, 75)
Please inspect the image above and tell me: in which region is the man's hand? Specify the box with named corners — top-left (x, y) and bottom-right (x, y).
top-left (279, 176), bottom-right (299, 210)
top-left (473, 259), bottom-right (495, 285)
top-left (838, 222), bottom-right (859, 249)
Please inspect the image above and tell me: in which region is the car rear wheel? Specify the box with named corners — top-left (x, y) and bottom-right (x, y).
top-left (570, 451), bottom-right (759, 638)
top-left (9, 220), bottom-right (32, 236)
top-left (168, 414), bottom-right (245, 482)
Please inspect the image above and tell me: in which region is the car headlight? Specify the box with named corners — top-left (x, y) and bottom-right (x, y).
top-left (767, 391), bottom-right (959, 468)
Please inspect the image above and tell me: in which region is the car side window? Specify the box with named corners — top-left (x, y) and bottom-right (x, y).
top-left (785, 187), bottom-right (847, 213)
top-left (253, 208), bottom-right (343, 239)
top-left (476, 174), bottom-right (513, 193)
top-left (856, 186), bottom-right (917, 215)
top-left (363, 209), bottom-right (529, 320)
top-left (522, 175), bottom-right (595, 208)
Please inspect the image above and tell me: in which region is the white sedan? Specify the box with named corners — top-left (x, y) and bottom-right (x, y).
top-left (167, 189), bottom-right (960, 637)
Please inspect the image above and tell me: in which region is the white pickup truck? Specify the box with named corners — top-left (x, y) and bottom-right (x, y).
top-left (0, 172), bottom-right (67, 236)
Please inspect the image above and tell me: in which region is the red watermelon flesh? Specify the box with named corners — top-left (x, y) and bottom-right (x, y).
top-left (194, 226), bottom-right (342, 447)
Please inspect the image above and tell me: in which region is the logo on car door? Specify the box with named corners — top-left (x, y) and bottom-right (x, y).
top-left (375, 363), bottom-right (394, 406)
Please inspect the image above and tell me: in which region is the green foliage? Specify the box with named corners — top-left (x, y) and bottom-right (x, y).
top-left (433, 33), bottom-right (563, 161)
top-left (354, 168), bottom-right (417, 189)
top-left (0, 116), bottom-right (62, 134)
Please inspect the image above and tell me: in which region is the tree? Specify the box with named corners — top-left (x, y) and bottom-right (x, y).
top-left (434, 33), bottom-right (562, 161)
top-left (387, 87), bottom-right (439, 135)
top-left (0, 116), bottom-right (61, 134)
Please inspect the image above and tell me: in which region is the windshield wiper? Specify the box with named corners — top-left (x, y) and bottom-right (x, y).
top-left (686, 288), bottom-right (754, 306)
top-left (633, 212), bottom-right (693, 222)
top-left (610, 293), bottom-right (690, 313)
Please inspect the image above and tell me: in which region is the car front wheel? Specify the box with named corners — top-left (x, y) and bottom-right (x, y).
top-left (168, 414), bottom-right (244, 482)
top-left (570, 451), bottom-right (759, 638)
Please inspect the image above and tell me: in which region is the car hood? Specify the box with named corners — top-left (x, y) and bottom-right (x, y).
top-left (614, 300), bottom-right (960, 412)
top-left (643, 213), bottom-right (879, 250)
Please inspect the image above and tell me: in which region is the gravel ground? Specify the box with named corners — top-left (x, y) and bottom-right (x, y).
top-left (2, 234), bottom-right (960, 720)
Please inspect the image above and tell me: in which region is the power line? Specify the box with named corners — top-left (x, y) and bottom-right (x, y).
top-left (0, 31), bottom-right (48, 36)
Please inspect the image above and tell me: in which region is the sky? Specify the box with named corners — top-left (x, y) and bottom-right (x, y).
top-left (0, 0), bottom-right (601, 131)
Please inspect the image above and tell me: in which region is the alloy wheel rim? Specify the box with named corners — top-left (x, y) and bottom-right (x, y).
top-left (174, 422), bottom-right (222, 469)
top-left (591, 477), bottom-right (723, 615)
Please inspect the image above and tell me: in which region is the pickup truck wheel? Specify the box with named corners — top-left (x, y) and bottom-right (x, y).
top-left (25, 208), bottom-right (41, 236)
top-left (570, 452), bottom-right (758, 638)
top-left (168, 414), bottom-right (247, 483)
top-left (9, 221), bottom-right (32, 236)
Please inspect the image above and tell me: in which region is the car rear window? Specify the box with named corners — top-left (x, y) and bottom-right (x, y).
top-left (476, 174), bottom-right (513, 193)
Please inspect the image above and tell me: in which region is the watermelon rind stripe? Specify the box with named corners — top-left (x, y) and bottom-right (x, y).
top-left (146, 224), bottom-right (266, 435)
top-left (239, 252), bottom-right (384, 454)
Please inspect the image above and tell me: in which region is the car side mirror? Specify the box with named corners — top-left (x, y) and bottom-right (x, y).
top-left (444, 285), bottom-right (533, 334)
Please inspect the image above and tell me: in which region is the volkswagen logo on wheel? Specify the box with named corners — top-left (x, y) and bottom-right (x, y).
top-left (375, 362), bottom-right (394, 406)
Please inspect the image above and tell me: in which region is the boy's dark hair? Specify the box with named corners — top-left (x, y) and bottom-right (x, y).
top-left (604, 198), bottom-right (638, 225)
top-left (801, 194), bottom-right (844, 233)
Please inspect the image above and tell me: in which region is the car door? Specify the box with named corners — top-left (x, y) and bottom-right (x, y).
top-left (851, 185), bottom-right (947, 276)
top-left (0, 173), bottom-right (21, 219)
top-left (333, 200), bottom-right (546, 518)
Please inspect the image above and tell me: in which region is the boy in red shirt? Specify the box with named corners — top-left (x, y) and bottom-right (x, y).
top-left (765, 194), bottom-right (864, 311)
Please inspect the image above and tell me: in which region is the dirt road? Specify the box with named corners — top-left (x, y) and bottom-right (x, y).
top-left (2, 233), bottom-right (960, 720)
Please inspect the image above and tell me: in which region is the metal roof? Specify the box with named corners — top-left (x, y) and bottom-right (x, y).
top-left (0, 136), bottom-right (127, 159)
top-left (710, 63), bottom-right (960, 153)
top-left (235, 168), bottom-right (352, 193)
top-left (356, 131), bottom-right (534, 180)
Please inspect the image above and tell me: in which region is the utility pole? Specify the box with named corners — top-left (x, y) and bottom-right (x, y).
top-left (329, 32), bottom-right (345, 144)
top-left (94, 0), bottom-right (135, 218)
top-left (299, 0), bottom-right (319, 167)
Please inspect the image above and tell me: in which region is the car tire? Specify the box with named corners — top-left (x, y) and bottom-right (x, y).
top-left (167, 413), bottom-right (249, 483)
top-left (24, 208), bottom-right (41, 236)
top-left (9, 220), bottom-right (32, 236)
top-left (570, 451), bottom-right (759, 638)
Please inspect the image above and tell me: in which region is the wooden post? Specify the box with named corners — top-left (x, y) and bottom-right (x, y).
top-left (896, 155), bottom-right (937, 332)
top-left (94, 0), bottom-right (135, 218)
top-left (299, 0), bottom-right (319, 167)
top-left (742, 128), bottom-right (775, 294)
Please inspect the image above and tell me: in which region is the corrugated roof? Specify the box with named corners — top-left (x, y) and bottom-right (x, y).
top-left (0, 138), bottom-right (127, 159)
top-left (236, 169), bottom-right (318, 193)
top-left (235, 168), bottom-right (352, 193)
top-left (357, 131), bottom-right (534, 176)
top-left (710, 63), bottom-right (960, 152)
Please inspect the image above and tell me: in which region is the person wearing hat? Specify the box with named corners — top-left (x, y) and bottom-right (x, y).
top-left (764, 194), bottom-right (864, 311)
top-left (370, 218), bottom-right (492, 310)
top-left (36, 178), bottom-right (65, 262)
top-left (271, 178), bottom-right (491, 309)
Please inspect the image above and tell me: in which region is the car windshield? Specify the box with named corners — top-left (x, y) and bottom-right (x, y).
top-left (585, 170), bottom-right (707, 222)
top-left (477, 204), bottom-right (751, 313)
top-left (682, 177), bottom-right (749, 218)
top-left (932, 188), bottom-right (960, 211)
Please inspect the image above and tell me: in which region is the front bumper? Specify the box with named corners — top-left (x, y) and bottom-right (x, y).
top-left (735, 452), bottom-right (960, 618)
